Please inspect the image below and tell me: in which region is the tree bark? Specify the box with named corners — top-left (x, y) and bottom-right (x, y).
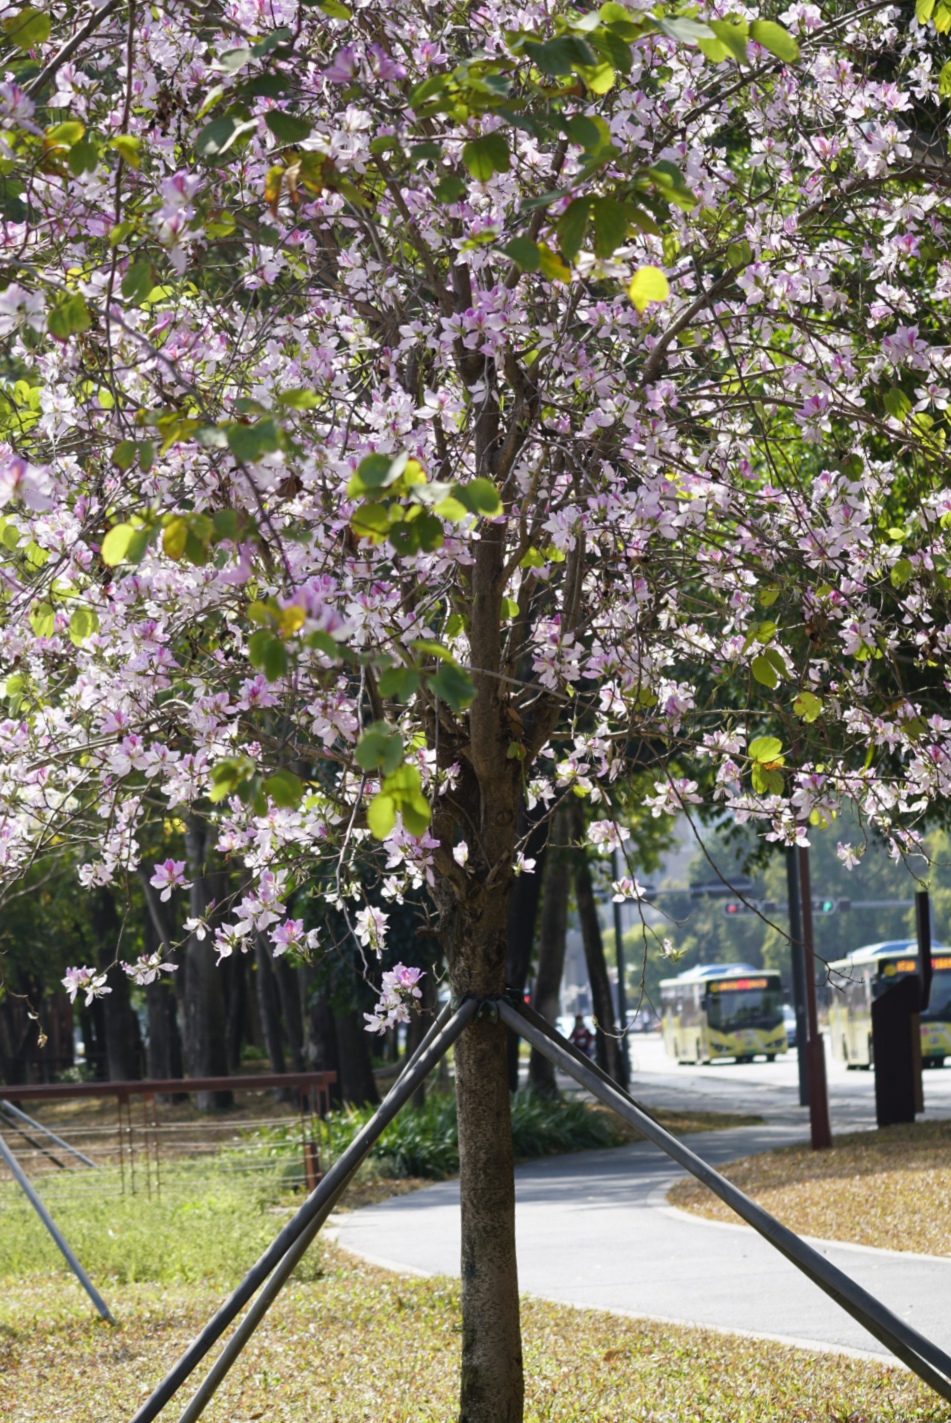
top-left (406, 966), bottom-right (438, 1108)
top-left (254, 934), bottom-right (286, 1076)
top-left (333, 1008), bottom-right (380, 1105)
top-left (528, 815), bottom-right (570, 1096)
top-left (182, 816), bottom-right (232, 1109)
top-left (570, 808), bottom-right (626, 1085)
top-left (139, 869), bottom-right (186, 1098)
top-left (300, 969), bottom-right (342, 1108)
top-left (505, 802), bottom-right (549, 1089)
top-left (274, 954), bottom-right (305, 1072)
top-left (92, 887), bottom-right (144, 1080)
top-left (440, 874), bottom-right (523, 1423)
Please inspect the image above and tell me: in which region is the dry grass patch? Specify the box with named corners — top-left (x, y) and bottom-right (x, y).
top-left (668, 1119), bottom-right (951, 1256)
top-left (0, 1245), bottom-right (946, 1422)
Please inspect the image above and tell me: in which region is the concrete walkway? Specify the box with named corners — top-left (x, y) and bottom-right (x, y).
top-left (333, 1053), bottom-right (951, 1361)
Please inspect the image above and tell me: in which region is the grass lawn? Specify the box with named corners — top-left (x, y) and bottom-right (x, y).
top-left (1, 1248), bottom-right (948, 1422)
top-left (668, 1118), bottom-right (951, 1257)
top-left (0, 1147), bottom-right (948, 1420)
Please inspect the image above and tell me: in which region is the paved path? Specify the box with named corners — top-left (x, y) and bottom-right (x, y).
top-left (333, 1037), bottom-right (951, 1361)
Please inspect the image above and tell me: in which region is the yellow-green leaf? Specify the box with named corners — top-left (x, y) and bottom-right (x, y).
top-left (627, 266), bottom-right (670, 313)
top-left (3, 6), bottom-right (50, 49)
top-left (101, 523), bottom-right (136, 566)
top-left (110, 134), bottom-right (143, 169)
top-left (793, 692), bottom-right (822, 723)
top-left (751, 654), bottom-right (779, 689)
top-left (748, 19), bottom-right (799, 63)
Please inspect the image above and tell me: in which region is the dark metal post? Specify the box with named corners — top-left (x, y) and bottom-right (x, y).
top-left (785, 845), bottom-right (809, 1107)
top-left (797, 845), bottom-right (832, 1149)
top-left (612, 849), bottom-right (630, 1086)
top-left (0, 1129), bottom-right (112, 1321)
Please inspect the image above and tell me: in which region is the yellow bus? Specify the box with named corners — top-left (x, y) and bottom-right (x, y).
top-left (660, 963), bottom-right (788, 1064)
top-left (827, 940), bottom-right (950, 1069)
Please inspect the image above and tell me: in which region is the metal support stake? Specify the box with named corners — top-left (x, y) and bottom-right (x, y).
top-left (611, 849), bottom-right (630, 1087)
top-left (0, 1099), bottom-right (98, 1168)
top-left (500, 1000), bottom-right (951, 1404)
top-left (130, 998), bottom-right (473, 1423)
top-left (785, 845), bottom-right (809, 1108)
top-left (797, 845), bottom-right (831, 1150)
top-left (0, 1128), bottom-right (112, 1322)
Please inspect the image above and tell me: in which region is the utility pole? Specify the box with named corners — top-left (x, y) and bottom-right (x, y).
top-left (785, 846), bottom-right (809, 1108)
top-left (797, 845), bottom-right (832, 1149)
top-left (612, 849), bottom-right (631, 1087)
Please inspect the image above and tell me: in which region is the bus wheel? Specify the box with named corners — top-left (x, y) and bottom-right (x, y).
top-left (766, 1053), bottom-right (776, 1062)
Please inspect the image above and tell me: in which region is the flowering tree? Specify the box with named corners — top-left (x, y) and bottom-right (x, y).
top-left (2, 0), bottom-right (951, 1414)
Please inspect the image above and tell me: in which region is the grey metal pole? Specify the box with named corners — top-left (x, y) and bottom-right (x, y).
top-left (611, 849), bottom-right (630, 1087)
top-left (0, 1098), bottom-right (98, 1168)
top-left (130, 997), bottom-right (478, 1423)
top-left (499, 1000), bottom-right (951, 1401)
top-left (0, 1128), bottom-right (112, 1322)
top-left (786, 845), bottom-right (809, 1107)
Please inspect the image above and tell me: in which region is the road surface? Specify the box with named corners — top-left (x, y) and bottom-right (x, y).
top-left (333, 1034), bottom-right (951, 1361)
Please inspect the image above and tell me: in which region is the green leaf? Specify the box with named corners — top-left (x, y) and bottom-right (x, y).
top-left (195, 113), bottom-right (258, 162)
top-left (891, 557), bottom-right (914, 588)
top-left (101, 523), bottom-right (137, 566)
top-left (112, 440), bottom-right (137, 471)
top-left (751, 763), bottom-right (784, 795)
top-left (793, 692), bottom-right (822, 723)
top-left (67, 137), bottom-right (98, 176)
top-left (883, 386), bottom-right (911, 420)
top-left (47, 293), bottom-right (91, 339)
top-left (266, 111), bottom-right (312, 144)
top-left (315, 0), bottom-right (351, 15)
top-left (162, 516), bottom-right (189, 561)
top-left (452, 478), bottom-right (502, 517)
top-left (501, 596), bottom-right (519, 619)
top-left (209, 755), bottom-right (256, 803)
top-left (249, 630), bottom-right (288, 680)
top-left (461, 132), bottom-right (510, 181)
top-left (110, 134), bottom-right (142, 169)
top-left (434, 175), bottom-right (466, 204)
top-left (727, 238), bottom-right (752, 268)
top-left (226, 417), bottom-right (279, 463)
top-left (68, 607), bottom-right (98, 645)
top-left (537, 242), bottom-right (571, 283)
top-left (591, 197), bottom-right (629, 259)
top-left (749, 735), bottom-right (784, 763)
top-left (121, 259), bottom-right (153, 306)
top-left (748, 19), bottom-right (799, 63)
top-left (367, 790), bottom-right (397, 839)
top-left (410, 639), bottom-right (455, 662)
top-left (355, 721), bottom-right (404, 776)
top-left (348, 451), bottom-right (405, 493)
top-left (378, 666), bottom-right (420, 701)
top-left (45, 120), bottom-right (84, 149)
top-left (429, 662), bottom-right (476, 712)
top-left (557, 199), bottom-right (590, 263)
top-left (262, 768), bottom-right (303, 807)
top-left (917, 0), bottom-right (935, 19)
top-left (751, 653), bottom-right (778, 689)
top-left (938, 59), bottom-right (951, 96)
top-left (276, 387), bottom-right (320, 409)
top-left (29, 602), bottom-right (55, 637)
top-left (3, 7), bottom-right (50, 49)
top-left (758, 585), bottom-right (780, 607)
top-left (707, 18), bottom-right (748, 63)
top-left (503, 237), bottom-right (540, 272)
top-left (627, 266), bottom-right (669, 313)
top-left (577, 60), bottom-right (614, 94)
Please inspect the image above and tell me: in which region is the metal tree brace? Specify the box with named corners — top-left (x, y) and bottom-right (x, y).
top-left (129, 996), bottom-right (951, 1423)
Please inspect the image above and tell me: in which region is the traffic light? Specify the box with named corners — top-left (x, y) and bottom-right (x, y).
top-left (810, 897), bottom-right (852, 914)
top-left (723, 900), bottom-right (758, 916)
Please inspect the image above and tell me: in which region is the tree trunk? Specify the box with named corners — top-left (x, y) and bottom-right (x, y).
top-left (274, 954), bottom-right (305, 1072)
top-left (182, 816), bottom-right (232, 1109)
top-left (300, 969), bottom-right (342, 1108)
top-left (92, 888), bottom-right (144, 1080)
top-left (570, 808), bottom-right (626, 1085)
top-left (528, 815), bottom-right (570, 1096)
top-left (505, 802), bottom-right (549, 1089)
top-left (139, 869), bottom-right (186, 1098)
top-left (254, 934), bottom-right (286, 1076)
top-left (406, 966), bottom-right (438, 1108)
top-left (222, 952), bottom-right (246, 1074)
top-left (333, 1008), bottom-right (380, 1105)
top-left (440, 877), bottom-right (523, 1423)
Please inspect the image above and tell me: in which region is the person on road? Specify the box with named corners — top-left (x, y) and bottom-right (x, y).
top-left (569, 1014), bottom-right (595, 1059)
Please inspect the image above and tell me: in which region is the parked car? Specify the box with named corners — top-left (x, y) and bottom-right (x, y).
top-left (783, 1003), bottom-right (798, 1048)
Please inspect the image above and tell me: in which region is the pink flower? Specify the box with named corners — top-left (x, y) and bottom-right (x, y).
top-left (149, 858), bottom-right (191, 902)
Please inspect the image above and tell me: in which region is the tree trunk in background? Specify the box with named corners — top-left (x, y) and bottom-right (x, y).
top-left (300, 968), bottom-right (341, 1108)
top-left (407, 967), bottom-right (438, 1108)
top-left (505, 803), bottom-right (549, 1089)
top-left (333, 1008), bottom-right (379, 1105)
top-left (182, 816), bottom-right (232, 1108)
top-left (92, 887), bottom-right (143, 1080)
top-left (570, 808), bottom-right (625, 1085)
top-left (139, 869), bottom-right (185, 1097)
top-left (223, 953), bottom-right (246, 1074)
top-left (254, 934), bottom-right (286, 1077)
top-left (528, 813), bottom-right (570, 1095)
top-left (274, 954), bottom-right (305, 1072)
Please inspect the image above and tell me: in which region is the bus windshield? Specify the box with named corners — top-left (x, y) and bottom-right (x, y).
top-left (924, 967), bottom-right (951, 1022)
top-left (705, 981), bottom-right (782, 1032)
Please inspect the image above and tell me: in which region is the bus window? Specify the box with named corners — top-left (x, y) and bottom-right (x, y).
top-left (705, 980), bottom-right (783, 1032)
top-left (923, 957), bottom-right (951, 1023)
